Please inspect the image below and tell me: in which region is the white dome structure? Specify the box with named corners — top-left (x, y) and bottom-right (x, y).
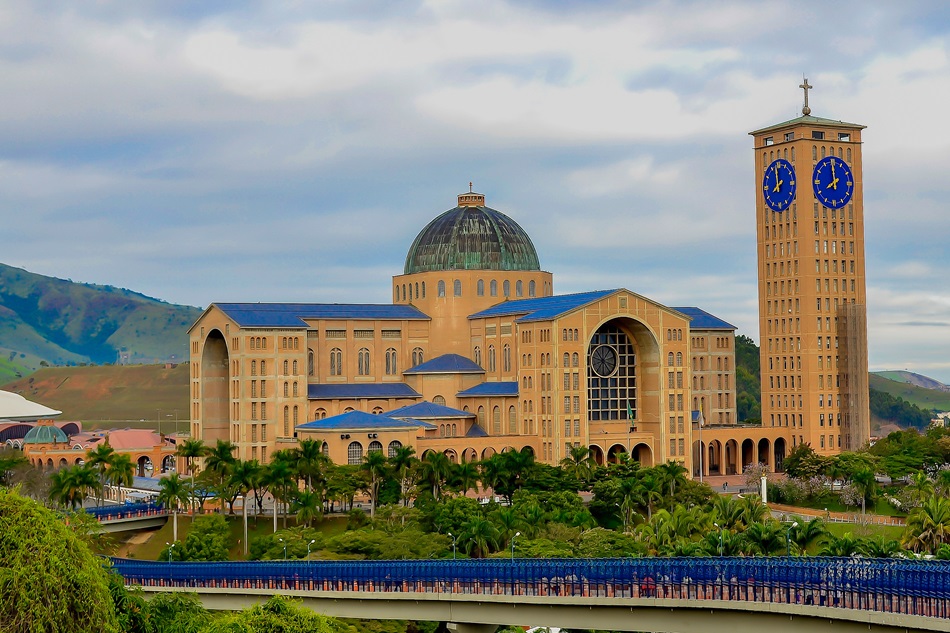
top-left (0, 391), bottom-right (61, 421)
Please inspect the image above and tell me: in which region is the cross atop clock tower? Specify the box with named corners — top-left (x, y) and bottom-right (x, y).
top-left (750, 84), bottom-right (870, 456)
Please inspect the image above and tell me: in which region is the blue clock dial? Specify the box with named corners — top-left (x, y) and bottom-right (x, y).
top-left (812, 156), bottom-right (854, 209)
top-left (762, 159), bottom-right (796, 212)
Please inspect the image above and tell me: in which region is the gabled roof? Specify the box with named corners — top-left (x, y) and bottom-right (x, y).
top-left (672, 307), bottom-right (737, 331)
top-left (468, 290), bottom-right (615, 323)
top-left (209, 303), bottom-right (429, 328)
top-left (466, 424), bottom-right (488, 437)
top-left (750, 114), bottom-right (865, 135)
top-left (387, 402), bottom-right (475, 419)
top-left (403, 354), bottom-right (484, 375)
top-left (457, 381), bottom-right (519, 397)
top-left (297, 410), bottom-right (434, 431)
top-left (308, 383), bottom-right (421, 400)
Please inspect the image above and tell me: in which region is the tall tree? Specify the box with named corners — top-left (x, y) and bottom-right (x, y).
top-left (49, 464), bottom-right (100, 510)
top-left (264, 452), bottom-right (296, 530)
top-left (205, 439), bottom-right (238, 513)
top-left (104, 453), bottom-right (134, 500)
top-left (176, 438), bottom-right (208, 512)
top-left (361, 450), bottom-right (389, 518)
top-left (388, 445), bottom-right (417, 506)
top-left (560, 445), bottom-right (594, 483)
top-left (157, 473), bottom-right (190, 542)
top-left (656, 461), bottom-right (688, 508)
top-left (417, 451), bottom-right (452, 500)
top-left (84, 443), bottom-right (115, 507)
top-left (229, 459), bottom-right (262, 554)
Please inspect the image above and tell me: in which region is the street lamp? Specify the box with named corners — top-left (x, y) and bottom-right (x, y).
top-left (166, 542), bottom-right (175, 563)
top-left (447, 532), bottom-right (457, 560)
top-left (278, 537), bottom-right (287, 561)
top-left (511, 531), bottom-right (521, 560)
top-left (307, 539), bottom-right (316, 561)
top-left (786, 521), bottom-right (799, 556)
top-left (714, 522), bottom-right (723, 557)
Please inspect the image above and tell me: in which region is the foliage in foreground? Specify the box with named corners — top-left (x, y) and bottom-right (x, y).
top-left (0, 488), bottom-right (119, 633)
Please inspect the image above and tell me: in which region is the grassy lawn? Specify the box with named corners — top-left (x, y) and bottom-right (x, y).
top-left (783, 495), bottom-right (903, 518)
top-left (824, 522), bottom-right (905, 541)
top-left (122, 512), bottom-right (350, 561)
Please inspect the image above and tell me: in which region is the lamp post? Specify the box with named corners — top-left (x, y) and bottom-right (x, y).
top-left (448, 532), bottom-right (457, 560)
top-left (511, 531), bottom-right (521, 560)
top-left (786, 521), bottom-right (799, 556)
top-left (714, 522), bottom-right (723, 556)
top-left (307, 539), bottom-right (316, 561)
top-left (278, 537), bottom-right (286, 561)
top-left (166, 542), bottom-right (175, 563)
top-left (697, 410), bottom-right (705, 483)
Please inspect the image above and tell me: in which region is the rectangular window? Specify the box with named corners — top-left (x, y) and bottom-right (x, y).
top-left (838, 133), bottom-right (851, 142)
top-left (812, 131), bottom-right (825, 140)
top-left (669, 416), bottom-right (675, 433)
top-left (764, 136), bottom-right (774, 146)
top-left (784, 132), bottom-right (794, 142)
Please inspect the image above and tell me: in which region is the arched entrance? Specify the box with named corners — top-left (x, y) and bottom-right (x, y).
top-left (774, 437), bottom-right (787, 472)
top-left (724, 439), bottom-right (739, 475)
top-left (462, 448), bottom-right (477, 463)
top-left (589, 444), bottom-right (605, 466)
top-left (741, 439), bottom-right (755, 473)
top-left (707, 439), bottom-right (722, 475)
top-left (607, 443), bottom-right (627, 464)
top-left (201, 330), bottom-right (230, 444)
top-left (443, 449), bottom-right (458, 463)
top-left (162, 455), bottom-right (176, 473)
top-left (481, 447), bottom-right (496, 460)
top-left (630, 442), bottom-right (654, 467)
top-left (137, 456), bottom-right (153, 477)
top-left (757, 438), bottom-right (771, 468)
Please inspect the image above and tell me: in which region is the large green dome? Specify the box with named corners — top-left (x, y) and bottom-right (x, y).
top-left (404, 192), bottom-right (541, 274)
top-left (23, 424), bottom-right (68, 444)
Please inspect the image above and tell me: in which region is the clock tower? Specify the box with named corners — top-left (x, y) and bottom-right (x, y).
top-left (750, 80), bottom-right (870, 455)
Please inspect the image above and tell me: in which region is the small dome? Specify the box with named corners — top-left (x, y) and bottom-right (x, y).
top-left (404, 191), bottom-right (541, 274)
top-left (23, 423), bottom-right (68, 444)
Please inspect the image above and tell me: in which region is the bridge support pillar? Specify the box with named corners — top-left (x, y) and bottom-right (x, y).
top-left (445, 622), bottom-right (497, 633)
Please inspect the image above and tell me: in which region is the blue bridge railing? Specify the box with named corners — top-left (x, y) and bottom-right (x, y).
top-left (111, 556), bottom-right (950, 620)
top-left (86, 503), bottom-right (165, 521)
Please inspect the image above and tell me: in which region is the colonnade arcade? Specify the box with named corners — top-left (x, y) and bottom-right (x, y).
top-left (692, 434), bottom-right (788, 477)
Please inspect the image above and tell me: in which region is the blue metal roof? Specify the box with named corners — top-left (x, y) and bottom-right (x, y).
top-left (672, 307), bottom-right (737, 331)
top-left (403, 354), bottom-right (484, 374)
top-left (297, 410), bottom-right (432, 431)
top-left (214, 303), bottom-right (429, 328)
top-left (468, 290), bottom-right (616, 323)
top-left (456, 381), bottom-right (519, 397)
top-left (308, 383), bottom-right (421, 400)
top-left (466, 424), bottom-right (488, 437)
top-left (387, 402), bottom-right (474, 419)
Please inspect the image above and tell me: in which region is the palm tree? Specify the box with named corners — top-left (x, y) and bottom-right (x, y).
top-left (740, 521), bottom-right (785, 556)
top-left (738, 494), bottom-right (769, 527)
top-left (820, 533), bottom-right (866, 556)
top-left (85, 443), bottom-right (115, 506)
top-left (264, 452), bottom-right (296, 530)
top-left (851, 467), bottom-right (877, 518)
top-left (176, 438), bottom-right (208, 512)
top-left (229, 459), bottom-right (263, 554)
top-left (904, 494), bottom-right (950, 554)
top-left (909, 471), bottom-right (934, 504)
top-left (617, 477), bottom-right (643, 531)
top-left (491, 506), bottom-right (521, 546)
top-left (293, 438), bottom-right (327, 494)
top-left (205, 439), bottom-right (237, 513)
top-left (560, 445), bottom-right (594, 483)
top-left (292, 490), bottom-right (322, 528)
top-left (655, 461), bottom-right (688, 508)
top-left (864, 535), bottom-right (903, 558)
top-left (105, 453), bottom-right (135, 499)
top-left (638, 474), bottom-right (663, 521)
top-left (49, 464), bottom-right (100, 510)
top-left (789, 517), bottom-right (827, 553)
top-left (388, 445), bottom-right (417, 506)
top-left (157, 473), bottom-right (190, 542)
top-left (417, 451), bottom-right (452, 500)
top-left (361, 450), bottom-right (389, 518)
top-left (451, 461), bottom-right (480, 496)
top-left (711, 494), bottom-right (744, 531)
top-left (936, 470), bottom-right (950, 495)
top-left (461, 516), bottom-right (500, 558)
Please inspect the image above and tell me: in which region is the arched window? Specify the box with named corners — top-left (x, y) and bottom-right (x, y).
top-left (358, 348), bottom-right (370, 376)
top-left (372, 407), bottom-right (383, 414)
top-left (330, 348), bottom-right (342, 376)
top-left (293, 382), bottom-right (298, 397)
top-left (516, 280), bottom-right (523, 297)
top-left (503, 344), bottom-right (511, 372)
top-left (676, 352), bottom-right (683, 366)
top-left (492, 406), bottom-right (501, 434)
top-left (283, 360), bottom-right (289, 374)
top-left (415, 282), bottom-right (419, 298)
top-left (385, 348), bottom-right (397, 375)
top-left (260, 360), bottom-right (266, 375)
top-left (477, 406), bottom-right (485, 429)
top-left (667, 352), bottom-right (674, 367)
top-left (439, 424), bottom-right (446, 437)
top-left (412, 347), bottom-right (424, 367)
top-left (490, 280), bottom-right (498, 296)
top-left (251, 360), bottom-right (257, 376)
top-left (528, 280), bottom-right (536, 297)
top-left (477, 279), bottom-right (485, 296)
top-left (315, 408), bottom-right (327, 420)
top-left (293, 406), bottom-right (298, 430)
top-left (283, 382), bottom-right (289, 397)
top-left (433, 395), bottom-right (446, 407)
top-left (572, 352), bottom-right (579, 367)
top-left (503, 280), bottom-right (510, 297)
top-left (283, 407), bottom-right (289, 436)
top-left (508, 405), bottom-right (517, 433)
top-left (488, 345), bottom-right (496, 372)
top-left (368, 440), bottom-right (383, 453)
top-left (474, 346), bottom-right (482, 367)
top-left (308, 350), bottom-right (314, 376)
top-left (347, 442), bottom-right (363, 465)
top-left (438, 280), bottom-right (446, 297)
top-left (453, 279), bottom-right (462, 297)
top-left (321, 442), bottom-right (329, 457)
top-left (293, 360), bottom-right (298, 374)
top-left (388, 440), bottom-right (403, 458)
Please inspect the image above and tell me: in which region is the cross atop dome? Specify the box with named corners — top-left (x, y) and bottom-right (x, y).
top-left (458, 184), bottom-right (485, 207)
top-left (800, 76), bottom-right (813, 115)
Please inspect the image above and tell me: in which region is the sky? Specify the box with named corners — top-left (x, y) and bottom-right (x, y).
top-left (2, 1), bottom-right (950, 382)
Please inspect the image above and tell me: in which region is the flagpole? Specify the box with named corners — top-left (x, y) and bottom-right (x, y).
top-left (697, 410), bottom-right (704, 484)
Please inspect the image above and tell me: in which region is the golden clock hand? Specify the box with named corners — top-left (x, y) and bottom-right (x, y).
top-left (772, 165), bottom-right (782, 192)
top-left (829, 160), bottom-right (837, 189)
top-left (826, 177), bottom-right (839, 190)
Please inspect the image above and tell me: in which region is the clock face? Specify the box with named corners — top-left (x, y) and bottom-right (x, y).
top-left (812, 156), bottom-right (854, 209)
top-left (762, 159), bottom-right (796, 212)
top-left (590, 345), bottom-right (618, 377)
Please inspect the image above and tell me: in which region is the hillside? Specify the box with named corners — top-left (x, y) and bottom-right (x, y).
top-left (1, 364), bottom-right (189, 429)
top-left (0, 263), bottom-right (203, 373)
top-left (873, 370), bottom-right (950, 393)
top-left (869, 373), bottom-right (950, 413)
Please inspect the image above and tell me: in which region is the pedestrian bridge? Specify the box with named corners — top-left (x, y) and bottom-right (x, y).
top-left (112, 556), bottom-right (950, 633)
top-left (88, 503), bottom-right (167, 533)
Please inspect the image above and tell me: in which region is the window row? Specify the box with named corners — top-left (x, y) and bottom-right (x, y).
top-left (666, 328), bottom-right (683, 341)
top-left (317, 347), bottom-right (423, 376)
top-left (347, 439), bottom-right (404, 464)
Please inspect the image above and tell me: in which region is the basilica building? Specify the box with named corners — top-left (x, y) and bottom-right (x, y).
top-left (189, 189), bottom-right (739, 472)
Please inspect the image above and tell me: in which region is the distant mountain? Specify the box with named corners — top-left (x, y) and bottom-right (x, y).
top-left (873, 370), bottom-right (950, 393)
top-left (0, 263), bottom-right (203, 379)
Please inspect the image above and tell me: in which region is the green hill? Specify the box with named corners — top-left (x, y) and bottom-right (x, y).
top-left (1, 364), bottom-right (190, 429)
top-left (0, 263), bottom-right (203, 371)
top-left (869, 373), bottom-right (950, 413)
